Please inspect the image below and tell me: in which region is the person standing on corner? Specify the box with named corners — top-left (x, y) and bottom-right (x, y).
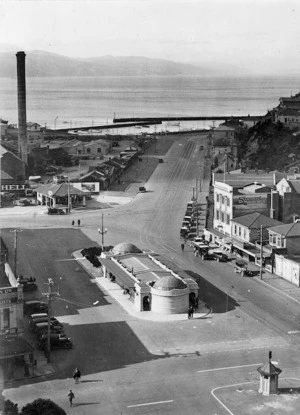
top-left (68, 390), bottom-right (75, 407)
top-left (72, 220), bottom-right (75, 226)
top-left (77, 219), bottom-right (81, 226)
top-left (181, 243), bottom-right (184, 252)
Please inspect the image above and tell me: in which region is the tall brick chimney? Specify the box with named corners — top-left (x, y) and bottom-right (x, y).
top-left (16, 51), bottom-right (28, 164)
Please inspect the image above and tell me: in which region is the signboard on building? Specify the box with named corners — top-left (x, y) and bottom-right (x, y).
top-left (233, 194), bottom-right (268, 210)
top-left (0, 287), bottom-right (17, 295)
top-left (1, 184), bottom-right (26, 191)
top-left (72, 182), bottom-right (99, 193)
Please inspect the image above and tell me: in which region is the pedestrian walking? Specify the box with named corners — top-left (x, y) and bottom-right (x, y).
top-left (189, 305), bottom-right (194, 318)
top-left (72, 220), bottom-right (75, 226)
top-left (68, 390), bottom-right (75, 407)
top-left (188, 308), bottom-right (191, 319)
top-left (181, 243), bottom-right (185, 252)
top-left (77, 219), bottom-right (81, 227)
top-left (73, 368), bottom-right (81, 383)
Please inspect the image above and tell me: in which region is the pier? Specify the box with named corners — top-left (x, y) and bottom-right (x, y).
top-left (113, 115), bottom-right (261, 123)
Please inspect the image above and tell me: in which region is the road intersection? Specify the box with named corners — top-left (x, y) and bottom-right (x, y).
top-left (1, 133), bottom-right (300, 413)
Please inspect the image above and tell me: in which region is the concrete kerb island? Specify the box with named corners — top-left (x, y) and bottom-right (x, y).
top-left (72, 249), bottom-right (211, 322)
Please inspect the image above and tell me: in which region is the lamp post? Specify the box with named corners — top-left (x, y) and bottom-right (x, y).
top-left (67, 177), bottom-right (71, 213)
top-left (259, 225), bottom-right (263, 280)
top-left (10, 229), bottom-right (22, 277)
top-left (42, 278), bottom-right (59, 363)
top-left (98, 213), bottom-right (107, 251)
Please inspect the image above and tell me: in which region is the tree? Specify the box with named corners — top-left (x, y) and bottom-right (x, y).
top-left (21, 399), bottom-right (66, 415)
top-left (2, 399), bottom-right (19, 415)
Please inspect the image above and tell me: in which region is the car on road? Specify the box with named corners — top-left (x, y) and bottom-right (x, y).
top-left (29, 315), bottom-right (63, 329)
top-left (38, 334), bottom-right (73, 350)
top-left (212, 251), bottom-right (229, 262)
top-left (14, 198), bottom-right (32, 206)
top-left (24, 300), bottom-right (48, 315)
top-left (139, 186), bottom-right (146, 193)
top-left (47, 207), bottom-right (65, 215)
top-left (34, 322), bottom-right (64, 337)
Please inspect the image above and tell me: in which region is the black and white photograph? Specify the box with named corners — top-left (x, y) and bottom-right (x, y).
top-left (1, 0), bottom-right (300, 413)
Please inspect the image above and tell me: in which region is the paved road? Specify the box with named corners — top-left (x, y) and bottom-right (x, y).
top-left (2, 132), bottom-right (300, 414)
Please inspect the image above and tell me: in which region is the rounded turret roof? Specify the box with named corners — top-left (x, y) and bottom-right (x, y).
top-left (112, 242), bottom-right (142, 255)
top-left (153, 275), bottom-right (187, 291)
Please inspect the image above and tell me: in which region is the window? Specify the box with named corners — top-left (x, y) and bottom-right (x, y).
top-left (238, 226), bottom-right (241, 237)
top-left (226, 214), bottom-right (230, 225)
top-left (269, 233), bottom-right (277, 246)
top-left (221, 212), bottom-right (224, 222)
top-left (221, 195), bottom-right (224, 205)
top-left (97, 148), bottom-right (101, 153)
top-left (234, 225), bottom-right (237, 235)
top-left (243, 228), bottom-right (246, 239)
top-left (87, 148), bottom-right (91, 154)
top-left (216, 210), bottom-right (220, 220)
top-left (216, 194), bottom-right (219, 203)
top-left (3, 308), bottom-right (10, 330)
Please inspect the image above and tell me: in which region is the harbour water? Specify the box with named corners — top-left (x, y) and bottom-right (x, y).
top-left (1, 75), bottom-right (300, 132)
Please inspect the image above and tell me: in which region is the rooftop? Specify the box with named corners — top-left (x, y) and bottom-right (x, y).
top-left (231, 212), bottom-right (282, 229)
top-left (268, 222), bottom-right (300, 237)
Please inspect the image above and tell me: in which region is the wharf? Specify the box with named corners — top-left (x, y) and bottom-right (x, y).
top-left (113, 115), bottom-right (262, 123)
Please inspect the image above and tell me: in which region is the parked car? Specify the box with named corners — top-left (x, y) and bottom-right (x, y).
top-left (47, 207), bottom-right (65, 215)
top-left (29, 316), bottom-right (62, 329)
top-left (14, 198), bottom-right (32, 206)
top-left (139, 186), bottom-right (146, 193)
top-left (34, 322), bottom-right (64, 337)
top-left (212, 252), bottom-right (228, 262)
top-left (24, 300), bottom-right (48, 315)
top-left (38, 334), bottom-right (73, 350)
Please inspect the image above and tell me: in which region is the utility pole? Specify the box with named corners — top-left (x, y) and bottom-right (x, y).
top-left (67, 177), bottom-right (71, 213)
top-left (10, 229), bottom-right (22, 277)
top-left (98, 213), bottom-right (107, 251)
top-left (42, 278), bottom-right (59, 363)
top-left (259, 225), bottom-right (263, 280)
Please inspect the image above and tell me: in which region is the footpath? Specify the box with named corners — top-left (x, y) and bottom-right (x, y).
top-left (72, 249), bottom-right (211, 322)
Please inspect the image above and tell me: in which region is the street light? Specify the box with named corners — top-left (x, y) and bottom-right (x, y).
top-left (98, 213), bottom-right (107, 251)
top-left (10, 229), bottom-right (22, 277)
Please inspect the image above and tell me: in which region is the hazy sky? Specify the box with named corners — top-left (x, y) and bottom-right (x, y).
top-left (0, 0), bottom-right (299, 74)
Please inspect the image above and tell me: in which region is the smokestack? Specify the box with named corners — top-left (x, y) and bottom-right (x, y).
top-left (16, 51), bottom-right (27, 164)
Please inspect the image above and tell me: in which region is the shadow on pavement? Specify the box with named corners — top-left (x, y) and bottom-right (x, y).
top-left (185, 270), bottom-right (240, 313)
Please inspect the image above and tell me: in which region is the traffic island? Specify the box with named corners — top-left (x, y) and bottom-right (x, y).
top-left (212, 378), bottom-right (300, 415)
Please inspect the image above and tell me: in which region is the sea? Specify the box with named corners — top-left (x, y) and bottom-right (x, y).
top-left (1, 75), bottom-right (300, 134)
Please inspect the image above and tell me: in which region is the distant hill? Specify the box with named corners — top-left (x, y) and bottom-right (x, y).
top-left (0, 50), bottom-right (242, 78)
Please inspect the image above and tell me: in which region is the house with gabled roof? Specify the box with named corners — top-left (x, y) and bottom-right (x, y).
top-left (35, 182), bottom-right (86, 208)
top-left (275, 108), bottom-right (300, 128)
top-left (276, 177), bottom-right (300, 223)
top-left (279, 92), bottom-right (300, 110)
top-left (267, 221), bottom-right (300, 286)
top-left (230, 212), bottom-right (282, 263)
top-left (27, 122), bottom-right (41, 131)
top-left (268, 221), bottom-right (300, 255)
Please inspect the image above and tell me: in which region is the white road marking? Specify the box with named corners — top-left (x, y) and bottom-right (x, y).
top-left (197, 363), bottom-right (262, 374)
top-left (211, 381), bottom-right (256, 415)
top-left (127, 399), bottom-right (174, 408)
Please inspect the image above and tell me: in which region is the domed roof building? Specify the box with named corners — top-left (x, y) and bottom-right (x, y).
top-left (153, 276), bottom-right (187, 291)
top-left (101, 243), bottom-right (199, 314)
top-left (111, 242), bottom-right (142, 255)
